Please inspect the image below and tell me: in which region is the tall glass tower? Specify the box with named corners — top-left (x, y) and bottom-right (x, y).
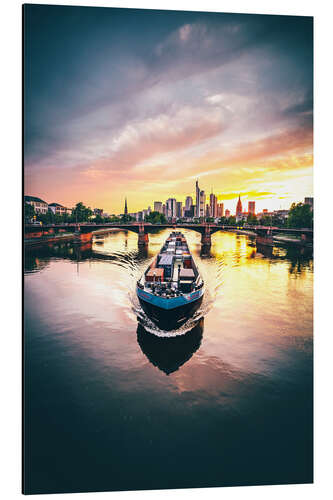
top-left (195, 180), bottom-right (200, 217)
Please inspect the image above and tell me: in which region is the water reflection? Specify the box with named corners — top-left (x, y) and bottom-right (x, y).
top-left (24, 241), bottom-right (92, 273)
top-left (24, 229), bottom-right (313, 493)
top-left (200, 244), bottom-right (211, 258)
top-left (256, 242), bottom-right (273, 258)
top-left (24, 238), bottom-right (151, 273)
top-left (256, 243), bottom-right (313, 276)
top-left (137, 318), bottom-right (204, 375)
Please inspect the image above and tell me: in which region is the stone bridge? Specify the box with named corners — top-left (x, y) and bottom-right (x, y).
top-left (25, 222), bottom-right (313, 248)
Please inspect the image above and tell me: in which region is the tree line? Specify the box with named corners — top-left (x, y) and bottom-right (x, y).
top-left (25, 201), bottom-right (313, 229)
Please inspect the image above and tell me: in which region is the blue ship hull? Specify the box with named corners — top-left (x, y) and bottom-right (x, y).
top-left (137, 286), bottom-right (204, 330)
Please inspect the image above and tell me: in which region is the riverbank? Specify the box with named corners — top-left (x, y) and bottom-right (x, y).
top-left (24, 228), bottom-right (120, 247)
top-left (273, 234), bottom-right (312, 247)
top-left (24, 232), bottom-right (75, 247)
top-left (233, 229), bottom-right (312, 248)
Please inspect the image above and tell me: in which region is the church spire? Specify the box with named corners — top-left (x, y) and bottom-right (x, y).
top-left (236, 194), bottom-right (242, 216)
top-left (124, 197), bottom-right (128, 216)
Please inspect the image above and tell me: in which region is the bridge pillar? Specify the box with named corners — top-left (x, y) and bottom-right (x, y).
top-left (201, 224), bottom-right (212, 247)
top-left (301, 232), bottom-right (312, 246)
top-left (256, 243), bottom-right (273, 257)
top-left (201, 233), bottom-right (211, 246)
top-left (138, 223), bottom-right (149, 246)
top-left (138, 233), bottom-right (149, 246)
top-left (200, 244), bottom-right (211, 257)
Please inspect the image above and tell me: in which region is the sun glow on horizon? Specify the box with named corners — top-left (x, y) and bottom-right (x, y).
top-left (24, 7), bottom-right (313, 215)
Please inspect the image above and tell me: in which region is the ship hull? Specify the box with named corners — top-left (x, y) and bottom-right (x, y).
top-left (138, 287), bottom-right (203, 330)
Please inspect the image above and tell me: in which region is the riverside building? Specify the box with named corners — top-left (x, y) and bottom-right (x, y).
top-left (25, 195), bottom-right (48, 214)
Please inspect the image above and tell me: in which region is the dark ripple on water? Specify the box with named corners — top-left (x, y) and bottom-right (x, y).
top-left (24, 230), bottom-right (314, 492)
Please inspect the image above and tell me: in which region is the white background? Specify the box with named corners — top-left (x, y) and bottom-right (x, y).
top-left (0, 0), bottom-right (332, 499)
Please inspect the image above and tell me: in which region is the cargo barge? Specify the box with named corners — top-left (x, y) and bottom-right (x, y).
top-left (136, 232), bottom-right (204, 330)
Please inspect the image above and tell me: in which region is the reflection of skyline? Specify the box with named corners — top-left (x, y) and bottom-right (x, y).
top-left (24, 229), bottom-right (313, 373)
top-left (137, 319), bottom-right (204, 375)
top-left (24, 227), bottom-right (313, 494)
top-left (24, 230), bottom-right (313, 277)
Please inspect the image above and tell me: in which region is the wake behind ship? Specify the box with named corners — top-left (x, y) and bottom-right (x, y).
top-left (136, 232), bottom-right (204, 330)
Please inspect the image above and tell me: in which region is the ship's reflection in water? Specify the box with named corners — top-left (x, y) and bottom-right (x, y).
top-left (24, 229), bottom-right (313, 494)
top-left (137, 318), bottom-right (204, 375)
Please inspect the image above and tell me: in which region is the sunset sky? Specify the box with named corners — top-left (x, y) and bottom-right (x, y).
top-left (24, 5), bottom-right (313, 214)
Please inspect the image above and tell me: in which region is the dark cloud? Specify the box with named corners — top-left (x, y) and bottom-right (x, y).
top-left (24, 5), bottom-right (313, 171)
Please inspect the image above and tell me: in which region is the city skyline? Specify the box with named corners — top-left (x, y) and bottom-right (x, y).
top-left (25, 183), bottom-right (311, 219)
top-left (24, 6), bottom-right (313, 215)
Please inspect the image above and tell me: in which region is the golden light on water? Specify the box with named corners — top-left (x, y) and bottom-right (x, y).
top-left (26, 230), bottom-right (312, 386)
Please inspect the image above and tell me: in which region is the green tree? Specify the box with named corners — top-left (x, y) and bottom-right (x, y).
top-left (246, 214), bottom-right (258, 225)
top-left (287, 202), bottom-right (313, 228)
top-left (94, 214), bottom-right (105, 224)
top-left (121, 213), bottom-right (133, 223)
top-left (260, 215), bottom-right (273, 226)
top-left (54, 213), bottom-right (65, 224)
top-left (109, 215), bottom-right (121, 223)
top-left (72, 202), bottom-right (93, 222)
top-left (228, 216), bottom-right (236, 225)
top-left (24, 203), bottom-right (35, 221)
top-left (36, 210), bottom-right (55, 224)
top-left (145, 211), bottom-right (166, 224)
top-left (271, 214), bottom-right (285, 228)
top-left (62, 212), bottom-right (71, 223)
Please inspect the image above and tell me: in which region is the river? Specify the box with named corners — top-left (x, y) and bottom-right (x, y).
top-left (24, 229), bottom-right (313, 494)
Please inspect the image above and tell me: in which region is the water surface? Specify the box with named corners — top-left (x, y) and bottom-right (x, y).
top-left (24, 229), bottom-right (313, 494)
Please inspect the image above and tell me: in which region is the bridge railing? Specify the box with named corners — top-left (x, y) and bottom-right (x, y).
top-left (25, 222), bottom-right (313, 235)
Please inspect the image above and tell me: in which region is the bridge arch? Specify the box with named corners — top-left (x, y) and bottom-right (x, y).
top-left (81, 223), bottom-right (215, 246)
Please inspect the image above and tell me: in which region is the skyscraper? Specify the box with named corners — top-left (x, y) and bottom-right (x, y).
top-left (209, 192), bottom-right (218, 218)
top-left (154, 201), bottom-right (163, 213)
top-left (200, 190), bottom-right (205, 218)
top-left (185, 196), bottom-right (193, 211)
top-left (176, 201), bottom-right (182, 218)
top-left (248, 201), bottom-right (255, 215)
top-left (195, 180), bottom-right (200, 217)
top-left (209, 193), bottom-right (214, 217)
top-left (166, 198), bottom-right (176, 218)
top-left (217, 203), bottom-right (224, 217)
